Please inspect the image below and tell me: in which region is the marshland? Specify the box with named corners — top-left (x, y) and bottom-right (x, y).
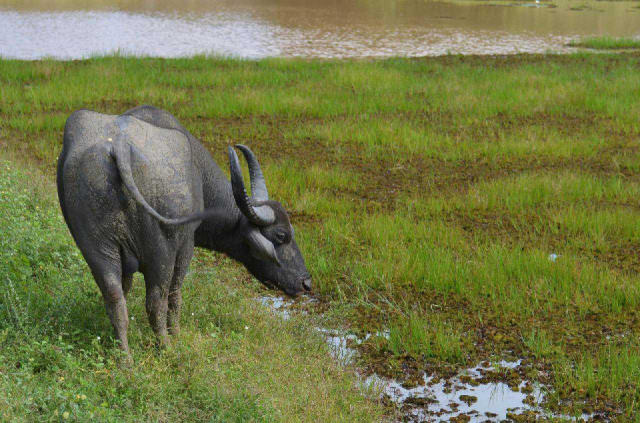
top-left (1, 0), bottom-right (640, 421)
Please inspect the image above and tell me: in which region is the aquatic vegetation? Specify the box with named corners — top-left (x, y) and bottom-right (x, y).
top-left (568, 36), bottom-right (640, 50)
top-left (387, 313), bottom-right (465, 363)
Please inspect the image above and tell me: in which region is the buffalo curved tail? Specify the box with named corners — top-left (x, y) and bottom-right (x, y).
top-left (109, 137), bottom-right (217, 226)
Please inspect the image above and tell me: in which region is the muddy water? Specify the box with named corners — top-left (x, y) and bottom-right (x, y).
top-left (364, 364), bottom-right (543, 422)
top-left (257, 294), bottom-right (561, 422)
top-left (1, 0), bottom-right (639, 59)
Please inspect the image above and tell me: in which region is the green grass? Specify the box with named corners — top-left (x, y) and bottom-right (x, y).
top-left (0, 161), bottom-right (383, 421)
top-left (2, 52), bottom-right (640, 418)
top-left (568, 36), bottom-right (640, 50)
top-left (387, 313), bottom-right (465, 363)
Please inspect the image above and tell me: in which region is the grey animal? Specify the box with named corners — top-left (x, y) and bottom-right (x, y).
top-left (57, 105), bottom-right (311, 356)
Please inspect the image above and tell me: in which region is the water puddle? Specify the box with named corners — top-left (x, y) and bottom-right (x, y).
top-left (364, 362), bottom-right (545, 421)
top-left (315, 328), bottom-right (360, 365)
top-left (256, 295), bottom-right (293, 320)
top-left (256, 294), bottom-right (560, 421)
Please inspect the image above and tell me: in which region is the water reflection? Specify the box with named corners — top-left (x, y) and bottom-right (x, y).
top-left (0, 0), bottom-right (638, 59)
top-left (256, 293), bottom-right (551, 422)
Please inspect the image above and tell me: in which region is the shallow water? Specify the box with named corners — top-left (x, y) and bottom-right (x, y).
top-left (364, 362), bottom-right (545, 422)
top-left (1, 0), bottom-right (639, 59)
top-left (256, 294), bottom-right (554, 421)
top-left (257, 295), bottom-right (293, 320)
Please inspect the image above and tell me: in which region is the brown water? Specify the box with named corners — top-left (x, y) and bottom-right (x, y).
top-left (0, 0), bottom-right (639, 59)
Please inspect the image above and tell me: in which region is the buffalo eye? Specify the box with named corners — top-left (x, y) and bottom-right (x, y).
top-left (274, 230), bottom-right (288, 245)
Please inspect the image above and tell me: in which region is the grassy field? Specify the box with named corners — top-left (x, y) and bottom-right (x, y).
top-left (568, 36), bottom-right (640, 50)
top-left (0, 158), bottom-right (384, 421)
top-left (1, 52), bottom-right (640, 419)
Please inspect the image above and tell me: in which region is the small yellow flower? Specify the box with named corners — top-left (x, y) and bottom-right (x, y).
top-left (62, 411), bottom-right (70, 419)
top-left (80, 394), bottom-right (87, 400)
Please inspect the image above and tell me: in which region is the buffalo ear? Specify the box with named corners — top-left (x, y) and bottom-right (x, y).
top-left (245, 227), bottom-right (280, 265)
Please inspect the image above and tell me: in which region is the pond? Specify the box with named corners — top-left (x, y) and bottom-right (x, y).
top-left (1, 0), bottom-right (639, 59)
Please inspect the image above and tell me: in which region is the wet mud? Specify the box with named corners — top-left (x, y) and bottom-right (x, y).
top-left (256, 293), bottom-right (597, 422)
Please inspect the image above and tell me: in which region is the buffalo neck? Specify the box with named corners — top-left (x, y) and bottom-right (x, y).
top-left (192, 142), bottom-right (244, 257)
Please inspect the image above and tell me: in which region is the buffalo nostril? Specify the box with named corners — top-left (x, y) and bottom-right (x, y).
top-left (302, 278), bottom-right (312, 292)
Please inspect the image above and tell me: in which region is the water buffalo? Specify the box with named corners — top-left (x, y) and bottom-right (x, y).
top-left (57, 105), bottom-right (311, 356)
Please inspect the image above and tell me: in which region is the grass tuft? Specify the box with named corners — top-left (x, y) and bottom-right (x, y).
top-left (568, 36), bottom-right (640, 50)
top-left (387, 313), bottom-right (465, 363)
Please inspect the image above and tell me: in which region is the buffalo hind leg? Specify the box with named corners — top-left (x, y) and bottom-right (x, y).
top-left (168, 244), bottom-right (193, 335)
top-left (92, 268), bottom-right (131, 360)
top-left (143, 263), bottom-right (174, 349)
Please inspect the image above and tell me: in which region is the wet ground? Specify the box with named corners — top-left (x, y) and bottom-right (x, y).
top-left (256, 293), bottom-right (584, 422)
top-left (1, 0), bottom-right (639, 59)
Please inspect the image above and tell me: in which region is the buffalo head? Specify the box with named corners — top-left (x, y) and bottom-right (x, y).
top-left (228, 145), bottom-right (311, 297)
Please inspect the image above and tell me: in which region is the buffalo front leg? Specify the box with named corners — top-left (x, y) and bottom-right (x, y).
top-left (168, 245), bottom-right (193, 335)
top-left (143, 263), bottom-right (174, 349)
